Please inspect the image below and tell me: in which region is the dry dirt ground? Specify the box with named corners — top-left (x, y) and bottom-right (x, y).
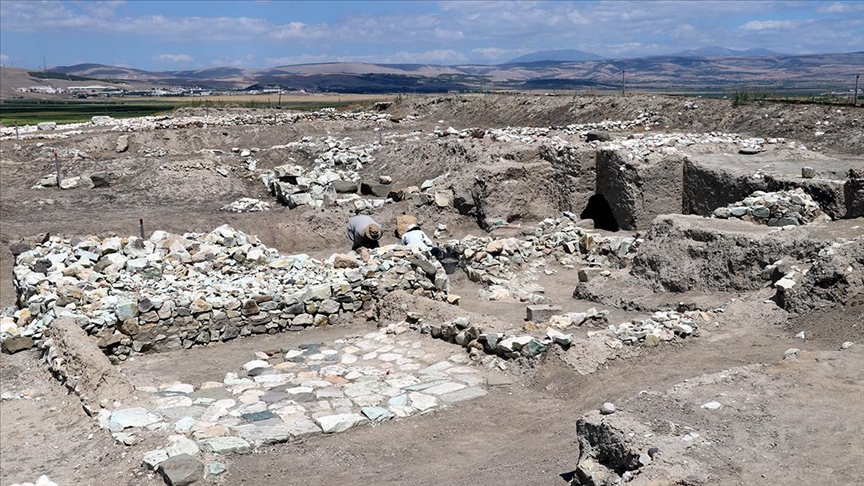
top-left (1, 93), bottom-right (862, 486)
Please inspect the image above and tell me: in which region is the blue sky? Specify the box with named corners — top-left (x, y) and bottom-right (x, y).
top-left (1, 1), bottom-right (862, 70)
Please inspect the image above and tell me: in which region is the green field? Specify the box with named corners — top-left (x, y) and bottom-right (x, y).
top-left (0, 98), bottom-right (382, 126)
top-left (0, 99), bottom-right (180, 125)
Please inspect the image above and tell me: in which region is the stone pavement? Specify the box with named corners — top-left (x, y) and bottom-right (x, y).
top-left (104, 328), bottom-right (494, 468)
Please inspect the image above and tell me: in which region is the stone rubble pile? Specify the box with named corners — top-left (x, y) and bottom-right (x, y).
top-left (219, 198), bottom-right (271, 213)
top-left (442, 215), bottom-right (640, 301)
top-left (712, 189), bottom-right (827, 226)
top-left (409, 314), bottom-right (574, 360)
top-left (430, 113), bottom-right (659, 143)
top-left (31, 172), bottom-right (110, 190)
top-left (5, 225), bottom-right (449, 360)
top-left (605, 132), bottom-right (785, 160)
top-left (605, 309), bottom-right (719, 347)
top-left (7, 476), bottom-right (58, 486)
top-left (262, 137), bottom-right (390, 211)
top-left (0, 109), bottom-right (395, 141)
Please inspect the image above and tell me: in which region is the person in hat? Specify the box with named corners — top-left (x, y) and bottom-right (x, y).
top-left (401, 222), bottom-right (442, 259)
top-left (347, 214), bottom-right (383, 251)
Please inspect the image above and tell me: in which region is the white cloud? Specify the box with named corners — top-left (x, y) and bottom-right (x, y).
top-left (469, 47), bottom-right (528, 61)
top-left (385, 49), bottom-right (468, 64)
top-left (740, 20), bottom-right (796, 31)
top-left (433, 27), bottom-right (463, 40)
top-left (1, 0), bottom-right (860, 68)
top-left (154, 54), bottom-right (193, 63)
top-left (269, 21), bottom-right (331, 41)
top-left (818, 2), bottom-right (864, 14)
top-left (264, 49), bottom-right (469, 67)
top-left (0, 53), bottom-right (9, 62)
top-left (77, 0), bottom-right (125, 18)
top-left (211, 54), bottom-right (256, 68)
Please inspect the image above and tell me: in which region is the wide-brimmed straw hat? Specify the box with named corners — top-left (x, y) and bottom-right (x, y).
top-left (365, 224), bottom-right (382, 240)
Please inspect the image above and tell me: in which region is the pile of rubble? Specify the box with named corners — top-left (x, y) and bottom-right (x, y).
top-left (606, 309), bottom-right (718, 347)
top-left (712, 189), bottom-right (827, 226)
top-left (219, 198), bottom-right (271, 213)
top-left (31, 172), bottom-right (110, 190)
top-left (430, 113), bottom-right (659, 143)
top-left (0, 109), bottom-right (395, 142)
top-left (442, 215), bottom-right (640, 300)
top-left (425, 315), bottom-right (574, 359)
top-left (262, 137), bottom-right (390, 211)
top-left (606, 132), bottom-right (785, 159)
top-left (5, 225), bottom-right (449, 360)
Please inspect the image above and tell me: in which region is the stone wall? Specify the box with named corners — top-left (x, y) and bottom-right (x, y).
top-left (6, 225), bottom-right (448, 362)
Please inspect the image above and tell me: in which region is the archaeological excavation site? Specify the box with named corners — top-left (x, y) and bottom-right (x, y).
top-left (1, 93), bottom-right (862, 486)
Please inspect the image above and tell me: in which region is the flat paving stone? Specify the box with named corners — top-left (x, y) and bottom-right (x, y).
top-left (315, 413), bottom-right (368, 433)
top-left (362, 406), bottom-right (395, 422)
top-left (452, 374), bottom-right (485, 386)
top-left (200, 436), bottom-right (251, 454)
top-left (241, 410), bottom-right (274, 421)
top-left (404, 380), bottom-right (450, 392)
top-left (408, 392), bottom-right (438, 411)
top-left (232, 423), bottom-right (291, 446)
top-left (439, 387), bottom-right (488, 404)
top-left (133, 328), bottom-right (502, 449)
top-left (283, 418), bottom-right (323, 438)
top-left (424, 381), bottom-right (466, 396)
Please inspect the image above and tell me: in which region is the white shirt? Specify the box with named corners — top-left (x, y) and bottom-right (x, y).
top-left (402, 228), bottom-right (433, 249)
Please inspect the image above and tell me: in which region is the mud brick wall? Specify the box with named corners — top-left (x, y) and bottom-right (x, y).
top-left (595, 149), bottom-right (686, 231)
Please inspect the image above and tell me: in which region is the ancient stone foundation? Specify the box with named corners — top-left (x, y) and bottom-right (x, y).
top-left (6, 225), bottom-right (448, 362)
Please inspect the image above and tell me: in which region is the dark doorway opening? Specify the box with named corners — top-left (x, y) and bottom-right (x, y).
top-left (580, 194), bottom-right (619, 231)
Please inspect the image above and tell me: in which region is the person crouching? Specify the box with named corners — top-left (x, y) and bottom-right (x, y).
top-left (401, 223), bottom-right (442, 259)
top-left (348, 214), bottom-right (383, 251)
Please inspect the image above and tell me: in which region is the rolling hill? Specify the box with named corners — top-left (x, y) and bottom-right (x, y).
top-left (9, 50), bottom-right (863, 94)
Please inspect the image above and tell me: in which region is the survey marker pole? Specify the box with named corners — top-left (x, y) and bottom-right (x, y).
top-left (54, 152), bottom-right (61, 187)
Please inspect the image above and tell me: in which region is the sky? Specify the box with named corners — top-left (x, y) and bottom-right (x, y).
top-left (0, 0), bottom-right (862, 71)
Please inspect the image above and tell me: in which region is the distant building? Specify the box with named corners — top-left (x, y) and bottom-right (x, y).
top-left (18, 85), bottom-right (63, 94)
top-left (67, 85), bottom-right (112, 91)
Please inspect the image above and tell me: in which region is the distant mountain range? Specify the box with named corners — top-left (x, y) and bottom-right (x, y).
top-left (508, 49), bottom-right (606, 63)
top-left (27, 50), bottom-right (864, 94)
top-left (507, 46), bottom-right (779, 63)
top-left (674, 46), bottom-right (779, 57)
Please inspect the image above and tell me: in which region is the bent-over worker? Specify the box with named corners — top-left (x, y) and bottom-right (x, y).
top-left (347, 214), bottom-right (383, 251)
top-left (402, 223), bottom-right (442, 259)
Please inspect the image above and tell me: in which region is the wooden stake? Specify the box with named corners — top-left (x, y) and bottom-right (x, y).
top-left (54, 152), bottom-right (61, 187)
top-left (855, 75), bottom-right (860, 107)
top-left (139, 219), bottom-right (145, 239)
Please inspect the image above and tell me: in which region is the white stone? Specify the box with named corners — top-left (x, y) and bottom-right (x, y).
top-left (243, 359), bottom-right (271, 371)
top-left (315, 413), bottom-right (368, 433)
top-left (165, 436), bottom-right (199, 457)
